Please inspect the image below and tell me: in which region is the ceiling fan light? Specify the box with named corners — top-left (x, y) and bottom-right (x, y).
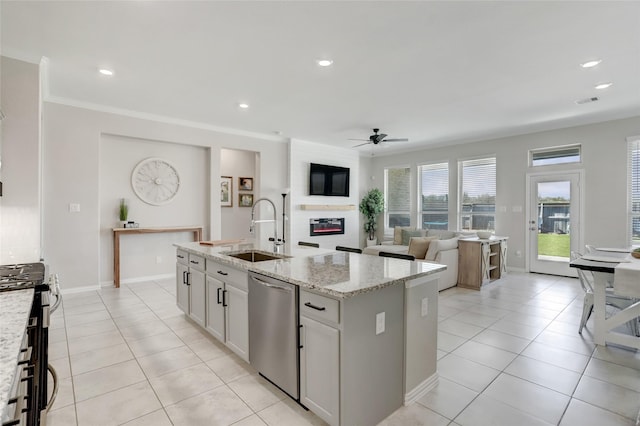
top-left (99, 68), bottom-right (114, 76)
top-left (317, 59), bottom-right (333, 67)
top-left (594, 82), bottom-right (613, 90)
top-left (238, 103), bottom-right (249, 109)
top-left (580, 59), bottom-right (602, 68)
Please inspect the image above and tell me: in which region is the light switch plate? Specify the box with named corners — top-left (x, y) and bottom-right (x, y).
top-left (69, 203), bottom-right (80, 213)
top-left (376, 312), bottom-right (385, 335)
top-left (421, 298), bottom-right (429, 317)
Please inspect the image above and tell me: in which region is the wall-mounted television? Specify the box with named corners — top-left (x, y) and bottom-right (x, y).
top-left (309, 163), bottom-right (350, 197)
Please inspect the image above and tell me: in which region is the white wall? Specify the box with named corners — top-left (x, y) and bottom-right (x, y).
top-left (370, 116), bottom-right (640, 270)
top-left (289, 139), bottom-right (361, 249)
top-left (220, 148), bottom-right (258, 240)
top-left (99, 134), bottom-right (209, 284)
top-left (0, 56), bottom-right (41, 264)
top-left (43, 101), bottom-right (287, 291)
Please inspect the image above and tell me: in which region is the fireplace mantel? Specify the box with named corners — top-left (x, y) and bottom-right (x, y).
top-left (299, 204), bottom-right (356, 211)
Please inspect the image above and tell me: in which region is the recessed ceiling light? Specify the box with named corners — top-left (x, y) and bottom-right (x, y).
top-left (580, 59), bottom-right (602, 68)
top-left (595, 82), bottom-right (613, 90)
top-left (238, 103), bottom-right (249, 109)
top-left (99, 69), bottom-right (114, 76)
top-left (317, 59), bottom-right (333, 67)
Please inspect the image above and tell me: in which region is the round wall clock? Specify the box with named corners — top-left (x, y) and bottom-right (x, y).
top-left (131, 157), bottom-right (180, 205)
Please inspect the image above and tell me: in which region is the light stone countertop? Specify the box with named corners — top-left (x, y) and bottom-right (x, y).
top-left (175, 241), bottom-right (446, 298)
top-left (0, 289), bottom-right (34, 420)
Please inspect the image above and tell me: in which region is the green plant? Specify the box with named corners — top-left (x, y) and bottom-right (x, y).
top-left (119, 198), bottom-right (129, 221)
top-left (359, 188), bottom-right (384, 240)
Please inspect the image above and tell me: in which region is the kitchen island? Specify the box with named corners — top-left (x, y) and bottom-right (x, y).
top-left (175, 241), bottom-right (445, 426)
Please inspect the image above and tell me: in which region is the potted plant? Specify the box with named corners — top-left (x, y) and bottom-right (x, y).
top-left (119, 198), bottom-right (129, 227)
top-left (359, 188), bottom-right (384, 246)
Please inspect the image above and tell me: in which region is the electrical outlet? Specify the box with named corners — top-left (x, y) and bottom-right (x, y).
top-left (421, 297), bottom-right (429, 317)
top-left (156, 256), bottom-right (162, 264)
top-left (376, 312), bottom-right (385, 335)
top-left (69, 203), bottom-right (80, 213)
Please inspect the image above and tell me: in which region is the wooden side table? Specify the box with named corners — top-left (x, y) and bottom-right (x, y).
top-left (112, 226), bottom-right (202, 288)
top-left (457, 237), bottom-right (508, 290)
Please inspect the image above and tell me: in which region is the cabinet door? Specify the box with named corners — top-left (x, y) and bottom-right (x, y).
top-left (225, 283), bottom-right (249, 361)
top-left (205, 275), bottom-right (225, 342)
top-left (300, 315), bottom-right (339, 425)
top-left (189, 269), bottom-right (206, 327)
top-left (176, 263), bottom-right (189, 314)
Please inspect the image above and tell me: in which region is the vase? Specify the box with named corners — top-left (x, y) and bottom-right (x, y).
top-left (366, 237), bottom-right (378, 247)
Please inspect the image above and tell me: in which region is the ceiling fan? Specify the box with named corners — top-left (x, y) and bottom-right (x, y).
top-left (349, 128), bottom-right (409, 148)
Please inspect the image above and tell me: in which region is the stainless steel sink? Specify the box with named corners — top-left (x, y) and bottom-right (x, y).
top-left (225, 250), bottom-right (289, 262)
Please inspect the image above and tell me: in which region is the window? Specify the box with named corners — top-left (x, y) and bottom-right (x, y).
top-left (384, 166), bottom-right (411, 233)
top-left (419, 162), bottom-right (449, 230)
top-left (530, 145), bottom-right (581, 167)
top-left (628, 138), bottom-right (640, 244)
top-left (459, 157), bottom-right (496, 231)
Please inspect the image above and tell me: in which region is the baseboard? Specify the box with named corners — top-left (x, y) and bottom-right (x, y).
top-left (101, 273), bottom-right (175, 288)
top-left (61, 284), bottom-right (101, 294)
top-left (404, 373), bottom-right (439, 405)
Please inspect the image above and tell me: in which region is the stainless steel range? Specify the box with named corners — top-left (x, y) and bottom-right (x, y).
top-left (0, 263), bottom-right (60, 426)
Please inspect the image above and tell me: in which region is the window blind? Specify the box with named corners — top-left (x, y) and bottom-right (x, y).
top-left (460, 157), bottom-right (496, 231)
top-left (384, 167), bottom-right (411, 231)
top-left (531, 145), bottom-right (581, 166)
top-left (420, 163), bottom-right (449, 230)
top-left (628, 138), bottom-right (640, 244)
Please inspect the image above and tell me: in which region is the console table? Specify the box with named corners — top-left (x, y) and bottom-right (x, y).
top-left (113, 226), bottom-right (202, 287)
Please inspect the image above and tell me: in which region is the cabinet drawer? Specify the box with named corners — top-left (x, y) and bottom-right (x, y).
top-left (176, 249), bottom-right (188, 265)
top-left (300, 290), bottom-right (340, 325)
top-left (188, 254), bottom-right (206, 272)
top-left (206, 259), bottom-right (248, 291)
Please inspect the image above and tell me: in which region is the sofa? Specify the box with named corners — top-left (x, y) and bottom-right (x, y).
top-left (363, 227), bottom-right (466, 291)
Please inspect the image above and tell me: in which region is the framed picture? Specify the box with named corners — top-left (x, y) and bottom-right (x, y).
top-left (239, 177), bottom-right (253, 191)
top-left (221, 176), bottom-right (232, 207)
top-left (239, 193), bottom-right (254, 207)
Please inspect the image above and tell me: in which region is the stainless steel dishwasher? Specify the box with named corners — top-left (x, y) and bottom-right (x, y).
top-left (248, 272), bottom-right (300, 400)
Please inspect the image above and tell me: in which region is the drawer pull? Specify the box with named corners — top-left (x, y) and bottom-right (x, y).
top-left (304, 302), bottom-right (326, 311)
top-left (190, 260), bottom-right (200, 265)
top-left (177, 254), bottom-right (185, 259)
top-left (217, 270), bottom-right (228, 276)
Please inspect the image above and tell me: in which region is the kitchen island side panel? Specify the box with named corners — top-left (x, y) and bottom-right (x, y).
top-left (340, 283), bottom-right (404, 426)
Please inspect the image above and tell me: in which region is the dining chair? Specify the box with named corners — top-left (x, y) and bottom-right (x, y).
top-left (298, 241), bottom-right (319, 248)
top-left (571, 251), bottom-right (639, 336)
top-left (335, 246), bottom-right (362, 254)
top-left (379, 252), bottom-right (415, 261)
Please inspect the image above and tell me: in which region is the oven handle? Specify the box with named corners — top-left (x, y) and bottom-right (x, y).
top-left (45, 363), bottom-right (59, 413)
top-left (49, 273), bottom-right (63, 314)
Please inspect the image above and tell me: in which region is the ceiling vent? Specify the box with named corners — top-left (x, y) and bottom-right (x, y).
top-left (575, 97), bottom-right (599, 105)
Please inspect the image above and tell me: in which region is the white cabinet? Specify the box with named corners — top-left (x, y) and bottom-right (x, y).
top-left (205, 259), bottom-right (249, 362)
top-left (175, 250), bottom-right (206, 327)
top-left (205, 275), bottom-right (225, 341)
top-left (225, 282), bottom-right (249, 360)
top-left (176, 250), bottom-right (189, 314)
top-left (300, 290), bottom-right (340, 426)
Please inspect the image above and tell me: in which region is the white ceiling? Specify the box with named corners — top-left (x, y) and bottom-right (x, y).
top-left (2, 1), bottom-right (640, 155)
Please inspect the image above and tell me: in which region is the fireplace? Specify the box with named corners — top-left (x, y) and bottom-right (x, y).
top-left (309, 218), bottom-right (345, 236)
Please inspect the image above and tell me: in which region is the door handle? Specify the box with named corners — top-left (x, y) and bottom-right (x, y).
top-left (186, 272), bottom-right (191, 286)
top-left (304, 302), bottom-right (326, 311)
top-left (299, 324), bottom-right (304, 349)
top-left (217, 287), bottom-right (222, 304)
top-left (222, 289), bottom-right (228, 307)
top-left (182, 270), bottom-right (187, 284)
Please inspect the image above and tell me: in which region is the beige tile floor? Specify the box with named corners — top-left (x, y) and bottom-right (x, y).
top-left (44, 272), bottom-right (640, 425)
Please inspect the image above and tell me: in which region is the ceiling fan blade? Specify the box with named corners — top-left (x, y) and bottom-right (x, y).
top-left (352, 142), bottom-right (371, 148)
top-left (377, 133), bottom-right (388, 141)
top-left (382, 138), bottom-right (409, 142)
top-left (348, 138), bottom-right (370, 141)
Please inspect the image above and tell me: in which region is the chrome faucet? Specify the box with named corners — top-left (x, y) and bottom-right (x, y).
top-left (250, 197), bottom-right (283, 252)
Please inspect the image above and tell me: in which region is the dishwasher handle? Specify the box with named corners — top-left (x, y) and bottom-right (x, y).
top-left (252, 276), bottom-right (293, 292)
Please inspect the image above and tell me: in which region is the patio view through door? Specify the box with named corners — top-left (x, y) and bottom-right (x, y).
top-left (527, 172), bottom-right (582, 277)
